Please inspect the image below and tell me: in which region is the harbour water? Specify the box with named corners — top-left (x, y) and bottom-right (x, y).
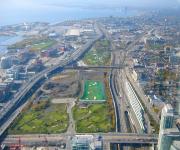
top-left (0, 36), bottom-right (23, 54)
top-left (0, 6), bottom-right (139, 26)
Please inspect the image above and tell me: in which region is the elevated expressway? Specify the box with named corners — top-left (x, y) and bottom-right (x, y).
top-left (0, 29), bottom-right (103, 140)
top-left (64, 65), bottom-right (125, 70)
top-left (2, 133), bottom-right (158, 147)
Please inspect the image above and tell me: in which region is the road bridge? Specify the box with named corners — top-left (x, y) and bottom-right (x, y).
top-left (64, 65), bottom-right (125, 70)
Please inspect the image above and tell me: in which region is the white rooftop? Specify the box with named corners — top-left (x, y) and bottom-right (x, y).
top-left (65, 29), bottom-right (80, 36)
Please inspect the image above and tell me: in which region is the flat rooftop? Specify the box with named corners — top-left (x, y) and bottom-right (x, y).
top-left (65, 29), bottom-right (80, 36)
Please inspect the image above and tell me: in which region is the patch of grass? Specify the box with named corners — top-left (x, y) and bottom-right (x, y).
top-left (83, 39), bottom-right (111, 65)
top-left (8, 37), bottom-right (56, 51)
top-left (80, 80), bottom-right (106, 101)
top-left (8, 101), bottom-right (68, 134)
top-left (152, 107), bottom-right (160, 114)
top-left (73, 103), bottom-right (113, 133)
top-left (30, 40), bottom-right (56, 51)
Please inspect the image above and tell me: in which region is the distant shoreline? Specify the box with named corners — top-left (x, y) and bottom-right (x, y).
top-left (0, 7), bottom-right (139, 27)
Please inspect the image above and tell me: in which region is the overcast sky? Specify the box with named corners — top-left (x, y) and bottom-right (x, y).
top-left (1, 0), bottom-right (180, 9)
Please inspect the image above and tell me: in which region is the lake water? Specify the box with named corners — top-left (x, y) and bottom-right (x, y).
top-left (0, 36), bottom-right (23, 54)
top-left (0, 6), bottom-right (139, 26)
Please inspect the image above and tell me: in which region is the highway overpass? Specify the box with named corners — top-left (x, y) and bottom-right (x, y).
top-left (2, 133), bottom-right (158, 146)
top-left (64, 65), bottom-right (125, 70)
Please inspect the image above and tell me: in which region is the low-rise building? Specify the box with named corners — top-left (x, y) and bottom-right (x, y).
top-left (147, 94), bottom-right (165, 107)
top-left (126, 80), bottom-right (146, 133)
top-left (0, 82), bottom-right (11, 102)
top-left (71, 135), bottom-right (102, 150)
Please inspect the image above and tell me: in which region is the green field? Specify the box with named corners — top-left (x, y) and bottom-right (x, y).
top-left (80, 80), bottom-right (106, 102)
top-left (73, 104), bottom-right (113, 133)
top-left (8, 38), bottom-right (56, 51)
top-left (9, 101), bottom-right (68, 134)
top-left (83, 40), bottom-right (111, 65)
top-left (30, 40), bottom-right (56, 51)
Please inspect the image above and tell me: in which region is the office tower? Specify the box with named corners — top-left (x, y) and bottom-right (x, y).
top-left (158, 104), bottom-right (174, 150)
top-left (158, 128), bottom-right (180, 150)
top-left (159, 104), bottom-right (174, 131)
top-left (175, 81), bottom-right (180, 116)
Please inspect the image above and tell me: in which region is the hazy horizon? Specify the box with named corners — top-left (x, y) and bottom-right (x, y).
top-left (0, 0), bottom-right (180, 26)
top-left (1, 0), bottom-right (180, 9)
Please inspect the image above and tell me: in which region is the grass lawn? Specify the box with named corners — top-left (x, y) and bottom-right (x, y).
top-left (8, 37), bottom-right (56, 50)
top-left (30, 40), bottom-right (56, 51)
top-left (8, 102), bottom-right (68, 134)
top-left (83, 49), bottom-right (110, 65)
top-left (73, 104), bottom-right (113, 133)
top-left (83, 40), bottom-right (111, 65)
top-left (80, 80), bottom-right (106, 101)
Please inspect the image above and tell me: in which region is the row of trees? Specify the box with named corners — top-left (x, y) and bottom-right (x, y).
top-left (104, 73), bottom-right (116, 131)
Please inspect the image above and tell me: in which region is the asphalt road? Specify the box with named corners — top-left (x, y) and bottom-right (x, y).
top-left (2, 133), bottom-right (158, 146)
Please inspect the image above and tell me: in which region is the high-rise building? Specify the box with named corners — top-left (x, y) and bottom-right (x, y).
top-left (170, 140), bottom-right (180, 150)
top-left (158, 104), bottom-right (174, 150)
top-left (158, 104), bottom-right (180, 150)
top-left (0, 56), bottom-right (12, 69)
top-left (158, 130), bottom-right (173, 150)
top-left (158, 128), bottom-right (180, 150)
top-left (159, 104), bottom-right (174, 131)
top-left (174, 81), bottom-right (180, 116)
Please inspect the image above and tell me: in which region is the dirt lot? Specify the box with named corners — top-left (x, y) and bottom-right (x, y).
top-left (41, 70), bottom-right (80, 98)
top-left (79, 70), bottom-right (109, 81)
